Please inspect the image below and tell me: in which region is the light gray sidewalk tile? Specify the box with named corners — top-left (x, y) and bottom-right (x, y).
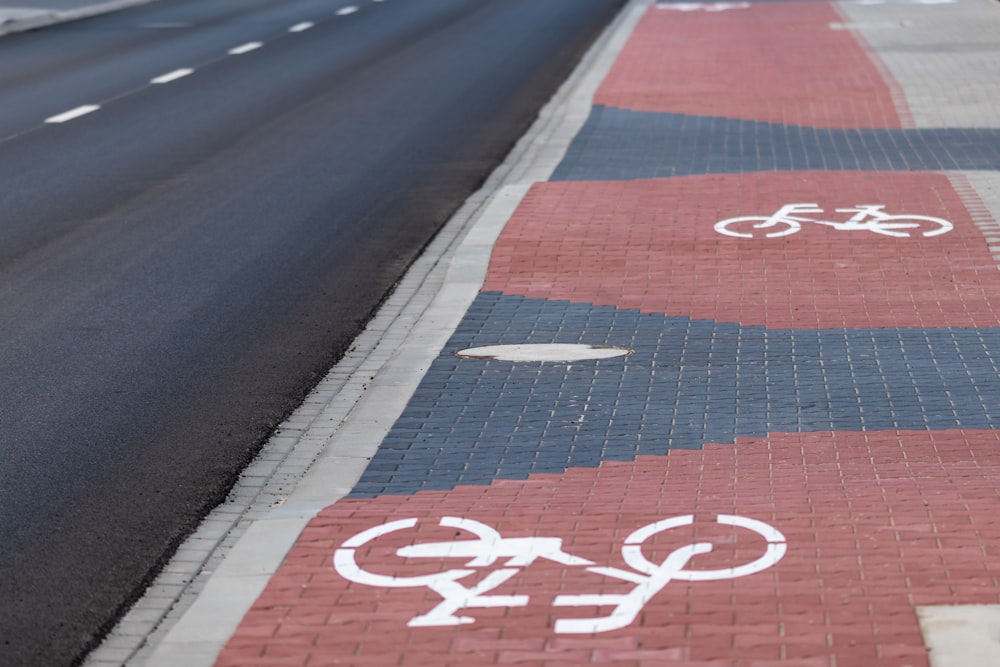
top-left (839, 0), bottom-right (1000, 128)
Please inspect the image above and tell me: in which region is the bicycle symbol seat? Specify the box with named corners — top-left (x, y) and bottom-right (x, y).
top-left (714, 203), bottom-right (953, 239)
top-left (334, 514), bottom-right (786, 634)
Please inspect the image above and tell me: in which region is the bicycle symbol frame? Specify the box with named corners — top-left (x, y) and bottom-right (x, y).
top-left (714, 203), bottom-right (953, 239)
top-left (333, 514), bottom-right (786, 634)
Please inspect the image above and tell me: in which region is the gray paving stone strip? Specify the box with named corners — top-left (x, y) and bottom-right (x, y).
top-left (838, 0), bottom-right (1000, 128)
top-left (81, 1), bottom-right (650, 665)
top-left (0, 0), bottom-right (157, 35)
top-left (838, 0), bottom-right (1000, 660)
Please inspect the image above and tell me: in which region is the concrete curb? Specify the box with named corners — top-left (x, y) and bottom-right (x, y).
top-left (0, 0), bottom-right (157, 36)
top-left (82, 0), bottom-right (650, 665)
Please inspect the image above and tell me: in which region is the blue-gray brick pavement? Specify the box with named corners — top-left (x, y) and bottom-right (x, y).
top-left (350, 293), bottom-right (1000, 497)
top-left (551, 106), bottom-right (1000, 181)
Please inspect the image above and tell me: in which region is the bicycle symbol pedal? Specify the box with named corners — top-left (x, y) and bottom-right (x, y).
top-left (714, 203), bottom-right (953, 239)
top-left (334, 514), bottom-right (786, 633)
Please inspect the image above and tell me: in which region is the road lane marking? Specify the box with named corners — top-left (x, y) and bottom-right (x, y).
top-left (229, 42), bottom-right (263, 55)
top-left (150, 68), bottom-right (194, 84)
top-left (289, 22), bottom-right (314, 32)
top-left (45, 105), bottom-right (100, 123)
top-left (337, 5), bottom-right (359, 15)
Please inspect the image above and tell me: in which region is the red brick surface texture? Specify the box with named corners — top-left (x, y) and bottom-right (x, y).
top-left (596, 2), bottom-right (905, 128)
top-left (216, 429), bottom-right (1000, 666)
top-left (484, 172), bottom-right (999, 329)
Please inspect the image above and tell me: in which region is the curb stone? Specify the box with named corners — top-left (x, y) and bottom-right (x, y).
top-left (82, 1), bottom-right (648, 665)
top-left (0, 0), bottom-right (158, 36)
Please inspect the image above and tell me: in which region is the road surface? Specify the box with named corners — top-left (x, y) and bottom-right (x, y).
top-left (0, 0), bottom-right (624, 662)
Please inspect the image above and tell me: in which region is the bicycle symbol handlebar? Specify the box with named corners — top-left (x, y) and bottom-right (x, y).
top-left (333, 514), bottom-right (786, 633)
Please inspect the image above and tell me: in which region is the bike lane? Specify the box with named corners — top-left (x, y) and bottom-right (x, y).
top-left (216, 1), bottom-right (1000, 665)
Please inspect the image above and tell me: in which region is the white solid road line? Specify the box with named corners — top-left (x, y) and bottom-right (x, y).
top-left (150, 68), bottom-right (194, 84)
top-left (229, 42), bottom-right (263, 55)
top-left (289, 22), bottom-right (314, 32)
top-left (336, 6), bottom-right (359, 15)
top-left (45, 105), bottom-right (100, 123)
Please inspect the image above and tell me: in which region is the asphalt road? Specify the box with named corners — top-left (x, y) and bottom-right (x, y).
top-left (0, 0), bottom-right (625, 663)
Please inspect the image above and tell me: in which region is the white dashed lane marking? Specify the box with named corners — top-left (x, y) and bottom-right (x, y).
top-left (45, 105), bottom-right (100, 123)
top-left (150, 68), bottom-right (194, 84)
top-left (229, 42), bottom-right (263, 55)
top-left (39, 0), bottom-right (383, 126)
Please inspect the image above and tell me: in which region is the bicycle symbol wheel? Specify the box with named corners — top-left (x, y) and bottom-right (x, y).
top-left (622, 514), bottom-right (787, 581)
top-left (334, 518), bottom-right (478, 588)
top-left (336, 514), bottom-right (787, 587)
top-left (335, 514), bottom-right (787, 633)
top-left (867, 215), bottom-right (953, 238)
top-left (714, 216), bottom-right (800, 239)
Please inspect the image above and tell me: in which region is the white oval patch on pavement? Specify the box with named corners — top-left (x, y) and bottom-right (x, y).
top-left (455, 344), bottom-right (633, 362)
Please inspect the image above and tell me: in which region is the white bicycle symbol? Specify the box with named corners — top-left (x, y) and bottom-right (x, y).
top-left (334, 514), bottom-right (786, 634)
top-left (714, 203), bottom-right (953, 239)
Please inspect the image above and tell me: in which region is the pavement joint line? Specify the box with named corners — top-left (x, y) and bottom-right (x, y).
top-left (82, 1), bottom-right (649, 665)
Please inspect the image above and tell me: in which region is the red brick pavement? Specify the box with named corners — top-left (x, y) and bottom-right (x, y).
top-left (218, 429), bottom-right (1000, 666)
top-left (595, 2), bottom-right (907, 128)
top-left (210, 2), bottom-right (1000, 664)
top-left (484, 172), bottom-right (1000, 329)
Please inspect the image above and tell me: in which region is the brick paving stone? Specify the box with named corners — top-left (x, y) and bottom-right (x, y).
top-left (551, 109), bottom-right (1000, 180)
top-left (342, 291), bottom-right (1000, 496)
top-left (205, 0), bottom-right (1000, 664)
top-left (596, 2), bottom-right (903, 127)
top-left (485, 172), bottom-right (999, 329)
top-left (216, 430), bottom-right (1000, 666)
